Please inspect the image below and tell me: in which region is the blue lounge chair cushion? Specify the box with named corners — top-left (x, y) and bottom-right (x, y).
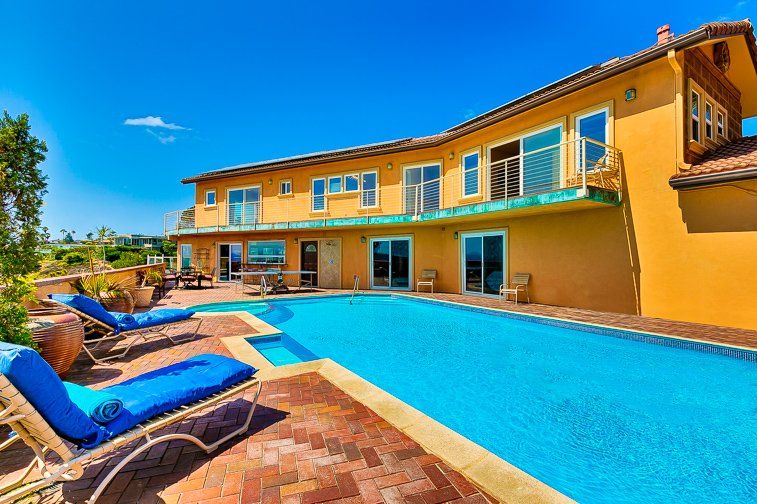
top-left (111, 312), bottom-right (136, 326)
top-left (0, 342), bottom-right (108, 449)
top-left (63, 382), bottom-right (124, 424)
top-left (117, 308), bottom-right (195, 332)
top-left (102, 354), bottom-right (256, 436)
top-left (49, 294), bottom-right (120, 330)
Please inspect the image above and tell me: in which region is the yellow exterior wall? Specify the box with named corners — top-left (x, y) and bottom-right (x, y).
top-left (178, 47), bottom-right (757, 330)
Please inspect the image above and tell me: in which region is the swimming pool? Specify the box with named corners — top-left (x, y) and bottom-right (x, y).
top-left (193, 295), bottom-right (757, 503)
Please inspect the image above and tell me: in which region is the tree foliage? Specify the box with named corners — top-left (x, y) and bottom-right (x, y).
top-left (0, 111), bottom-right (48, 347)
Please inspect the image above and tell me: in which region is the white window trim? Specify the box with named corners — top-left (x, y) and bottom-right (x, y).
top-left (226, 185), bottom-right (261, 225)
top-left (344, 173), bottom-right (360, 192)
top-left (246, 239), bottom-right (286, 265)
top-left (204, 189), bottom-right (216, 207)
top-left (359, 171), bottom-right (379, 208)
top-left (368, 235), bottom-right (413, 291)
top-left (279, 179), bottom-right (292, 195)
top-left (327, 175), bottom-right (343, 194)
top-left (717, 107), bottom-right (727, 139)
top-left (690, 88), bottom-right (702, 144)
top-left (402, 162), bottom-right (443, 213)
top-left (704, 101), bottom-right (714, 140)
top-left (216, 242), bottom-right (242, 281)
top-left (574, 107), bottom-right (610, 172)
top-left (461, 150), bottom-right (481, 198)
top-left (180, 243), bottom-right (193, 269)
top-left (311, 177), bottom-right (327, 212)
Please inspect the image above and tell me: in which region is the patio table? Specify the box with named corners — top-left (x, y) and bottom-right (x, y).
top-left (230, 270), bottom-right (316, 295)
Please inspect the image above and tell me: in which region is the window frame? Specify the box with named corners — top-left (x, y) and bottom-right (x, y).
top-left (359, 171), bottom-right (379, 209)
top-left (279, 179), bottom-right (292, 196)
top-left (246, 239), bottom-right (286, 265)
top-left (311, 177), bottom-right (327, 212)
top-left (344, 173), bottom-right (360, 192)
top-left (204, 189), bottom-right (216, 207)
top-left (690, 86), bottom-right (702, 144)
top-left (402, 161), bottom-right (442, 214)
top-left (460, 149), bottom-right (481, 198)
top-left (716, 108), bottom-right (727, 139)
top-left (574, 106), bottom-right (610, 172)
top-left (180, 243), bottom-right (192, 269)
top-left (704, 100), bottom-right (714, 140)
top-left (327, 175), bottom-right (343, 194)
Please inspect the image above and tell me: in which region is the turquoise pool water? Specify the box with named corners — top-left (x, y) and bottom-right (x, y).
top-left (193, 295), bottom-right (757, 503)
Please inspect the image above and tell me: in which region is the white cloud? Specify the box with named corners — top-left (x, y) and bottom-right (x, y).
top-left (146, 129), bottom-right (176, 144)
top-left (124, 115), bottom-right (189, 130)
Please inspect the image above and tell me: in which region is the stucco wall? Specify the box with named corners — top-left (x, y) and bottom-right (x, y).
top-left (32, 263), bottom-right (166, 301)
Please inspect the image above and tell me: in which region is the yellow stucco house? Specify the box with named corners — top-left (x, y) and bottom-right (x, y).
top-left (166, 20), bottom-right (757, 330)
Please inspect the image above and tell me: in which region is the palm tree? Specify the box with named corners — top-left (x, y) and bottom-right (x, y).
top-left (86, 232), bottom-right (94, 241)
top-left (95, 226), bottom-right (116, 264)
top-left (59, 228), bottom-right (67, 241)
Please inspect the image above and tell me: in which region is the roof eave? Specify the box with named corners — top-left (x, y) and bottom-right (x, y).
top-left (669, 166), bottom-right (757, 189)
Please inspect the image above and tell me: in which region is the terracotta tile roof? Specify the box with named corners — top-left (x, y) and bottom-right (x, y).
top-left (671, 136), bottom-right (757, 182)
top-left (183, 20), bottom-right (756, 184)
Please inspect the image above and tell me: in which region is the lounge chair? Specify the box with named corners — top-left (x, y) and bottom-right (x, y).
top-left (199, 267), bottom-right (216, 288)
top-left (499, 273), bottom-right (531, 304)
top-left (0, 343), bottom-right (261, 504)
top-left (416, 269), bottom-right (437, 293)
top-left (45, 294), bottom-right (202, 365)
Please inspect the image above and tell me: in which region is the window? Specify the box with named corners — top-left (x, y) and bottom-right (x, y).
top-left (247, 240), bottom-right (286, 265)
top-left (575, 108), bottom-right (609, 171)
top-left (312, 178), bottom-right (326, 211)
top-left (328, 176), bottom-right (342, 194)
top-left (705, 101), bottom-right (714, 140)
top-left (462, 151), bottom-right (480, 197)
top-left (344, 174), bottom-right (359, 192)
top-left (360, 172), bottom-right (378, 208)
top-left (279, 179), bottom-right (292, 195)
top-left (717, 109), bottom-right (726, 138)
top-left (205, 190), bottom-right (216, 206)
top-left (404, 164), bottom-right (441, 213)
top-left (180, 244), bottom-right (192, 269)
top-left (227, 187), bottom-right (260, 225)
top-left (691, 89), bottom-right (701, 143)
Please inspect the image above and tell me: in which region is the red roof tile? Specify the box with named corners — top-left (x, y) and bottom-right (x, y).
top-left (669, 135), bottom-right (757, 186)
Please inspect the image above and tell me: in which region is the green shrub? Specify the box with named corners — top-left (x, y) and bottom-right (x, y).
top-left (63, 251), bottom-right (87, 265)
top-left (111, 251), bottom-right (144, 269)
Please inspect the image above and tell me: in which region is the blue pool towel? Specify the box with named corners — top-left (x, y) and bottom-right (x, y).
top-left (63, 382), bottom-right (124, 424)
top-left (0, 342), bottom-right (108, 449)
top-left (117, 308), bottom-right (195, 332)
top-left (111, 312), bottom-right (136, 326)
top-left (102, 354), bottom-right (257, 436)
top-left (49, 293), bottom-right (120, 330)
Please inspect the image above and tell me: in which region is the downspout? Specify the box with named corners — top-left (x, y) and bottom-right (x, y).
top-left (666, 49), bottom-right (690, 172)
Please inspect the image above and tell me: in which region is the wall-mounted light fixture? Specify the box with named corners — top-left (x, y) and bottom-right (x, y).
top-left (293, 237), bottom-right (298, 244)
top-left (387, 162), bottom-right (393, 170)
top-left (449, 152), bottom-right (454, 160)
top-left (453, 231), bottom-right (459, 240)
top-left (360, 236), bottom-right (367, 243)
top-left (268, 178), bottom-right (273, 185)
top-left (625, 88), bottom-right (637, 102)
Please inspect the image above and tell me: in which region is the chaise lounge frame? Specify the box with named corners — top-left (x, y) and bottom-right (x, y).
top-left (44, 299), bottom-right (203, 365)
top-left (0, 372), bottom-right (261, 504)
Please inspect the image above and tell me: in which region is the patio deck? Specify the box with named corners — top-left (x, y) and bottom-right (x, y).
top-left (2, 304), bottom-right (494, 504)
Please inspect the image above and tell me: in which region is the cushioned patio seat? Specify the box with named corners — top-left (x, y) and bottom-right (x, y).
top-left (116, 308), bottom-right (195, 332)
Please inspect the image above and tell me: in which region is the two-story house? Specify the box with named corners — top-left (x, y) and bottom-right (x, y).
top-left (166, 20), bottom-right (757, 330)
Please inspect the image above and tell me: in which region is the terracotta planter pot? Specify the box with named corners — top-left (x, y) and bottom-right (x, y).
top-left (27, 308), bottom-right (85, 377)
top-left (130, 286), bottom-right (155, 308)
top-left (100, 290), bottom-right (135, 313)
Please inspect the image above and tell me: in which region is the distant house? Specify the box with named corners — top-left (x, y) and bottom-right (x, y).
top-left (114, 234), bottom-right (165, 248)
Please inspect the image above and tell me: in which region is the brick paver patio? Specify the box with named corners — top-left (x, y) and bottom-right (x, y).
top-left (2, 300), bottom-right (494, 504)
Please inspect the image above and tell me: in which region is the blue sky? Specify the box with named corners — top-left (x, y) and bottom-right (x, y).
top-left (2, 0), bottom-right (755, 237)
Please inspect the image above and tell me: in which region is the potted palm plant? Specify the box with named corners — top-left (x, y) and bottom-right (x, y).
top-left (130, 270), bottom-right (162, 308)
top-left (72, 273), bottom-right (135, 313)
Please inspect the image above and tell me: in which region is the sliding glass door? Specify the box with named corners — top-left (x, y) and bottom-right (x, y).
top-left (370, 237), bottom-right (412, 290)
top-left (461, 231), bottom-right (506, 296)
top-left (218, 243), bottom-right (242, 281)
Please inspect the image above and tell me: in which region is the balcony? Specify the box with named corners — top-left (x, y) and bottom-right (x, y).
top-left (164, 137), bottom-right (622, 236)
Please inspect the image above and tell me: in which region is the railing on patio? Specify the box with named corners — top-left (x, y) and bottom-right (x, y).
top-left (163, 137), bottom-right (621, 233)
top-left (146, 255), bottom-right (178, 270)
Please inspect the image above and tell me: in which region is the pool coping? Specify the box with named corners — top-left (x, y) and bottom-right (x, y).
top-left (195, 293), bottom-right (753, 504)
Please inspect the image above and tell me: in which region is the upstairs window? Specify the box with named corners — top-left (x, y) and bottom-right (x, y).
top-left (205, 189), bottom-right (216, 206)
top-left (344, 174), bottom-right (359, 192)
top-left (705, 101), bottom-right (714, 140)
top-left (691, 89), bottom-right (701, 143)
top-left (279, 179), bottom-right (292, 195)
top-left (575, 108), bottom-right (609, 171)
top-left (328, 176), bottom-right (342, 194)
top-left (360, 172), bottom-right (378, 208)
top-left (311, 178), bottom-right (326, 211)
top-left (717, 109), bottom-right (726, 138)
top-left (462, 151), bottom-right (480, 197)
